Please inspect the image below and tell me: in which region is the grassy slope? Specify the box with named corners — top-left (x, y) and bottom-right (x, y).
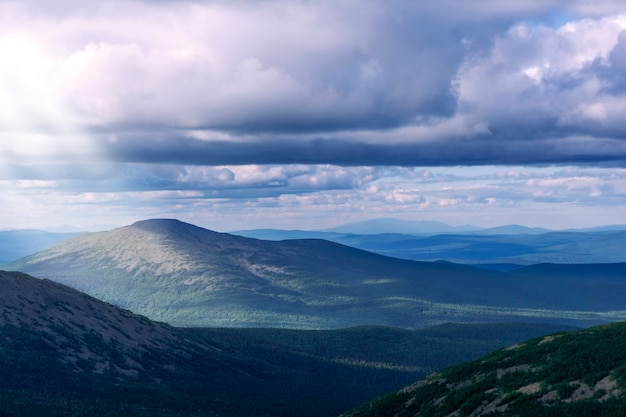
top-left (342, 321), bottom-right (626, 417)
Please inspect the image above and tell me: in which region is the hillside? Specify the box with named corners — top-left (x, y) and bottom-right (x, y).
top-left (0, 270), bottom-right (571, 417)
top-left (0, 270), bottom-right (224, 416)
top-left (5, 219), bottom-right (626, 328)
top-left (341, 321), bottom-right (626, 417)
top-left (0, 269), bottom-right (195, 375)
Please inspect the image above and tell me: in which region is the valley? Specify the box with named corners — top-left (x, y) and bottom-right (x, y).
top-left (0, 270), bottom-right (570, 417)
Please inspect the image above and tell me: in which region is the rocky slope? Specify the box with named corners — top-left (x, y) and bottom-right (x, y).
top-left (0, 270), bottom-right (213, 379)
top-left (341, 322), bottom-right (626, 417)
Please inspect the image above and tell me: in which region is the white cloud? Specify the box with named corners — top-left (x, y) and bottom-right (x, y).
top-left (1, 164), bottom-right (625, 231)
top-left (454, 13), bottom-right (626, 137)
top-left (1, 0), bottom-right (626, 156)
top-left (1, 1), bottom-right (626, 231)
top-left (0, 1), bottom-right (393, 131)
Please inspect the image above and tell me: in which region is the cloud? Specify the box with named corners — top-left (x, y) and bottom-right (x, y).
top-left (0, 3), bottom-right (569, 123)
top-left (3, 1), bottom-right (626, 167)
top-left (2, 0), bottom-right (433, 132)
top-left (454, 13), bottom-right (626, 143)
top-left (98, 132), bottom-right (626, 166)
top-left (2, 162), bottom-right (624, 231)
top-left (2, 0), bottom-right (626, 231)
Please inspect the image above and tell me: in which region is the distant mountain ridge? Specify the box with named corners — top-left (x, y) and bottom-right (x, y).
top-left (474, 224), bottom-right (551, 235)
top-left (6, 218), bottom-right (626, 329)
top-left (320, 218), bottom-right (482, 234)
top-left (0, 229), bottom-right (78, 264)
top-left (232, 228), bottom-right (626, 265)
top-left (315, 218), bottom-right (626, 235)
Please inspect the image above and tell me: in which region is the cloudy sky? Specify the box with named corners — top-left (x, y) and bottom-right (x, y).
top-left (1, 0), bottom-right (626, 232)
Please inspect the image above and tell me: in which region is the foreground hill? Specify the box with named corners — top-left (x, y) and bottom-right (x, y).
top-left (342, 321), bottom-right (626, 417)
top-left (0, 270), bottom-right (569, 417)
top-left (6, 219), bottom-right (626, 328)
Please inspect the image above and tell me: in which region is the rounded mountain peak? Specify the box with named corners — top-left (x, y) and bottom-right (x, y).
top-left (130, 218), bottom-right (206, 233)
top-left (127, 219), bottom-right (230, 241)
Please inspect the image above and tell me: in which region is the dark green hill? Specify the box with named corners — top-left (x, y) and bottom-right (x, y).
top-left (341, 322), bottom-right (626, 417)
top-left (5, 219), bottom-right (626, 328)
top-left (0, 270), bottom-right (571, 417)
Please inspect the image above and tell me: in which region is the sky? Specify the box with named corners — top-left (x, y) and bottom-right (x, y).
top-left (1, 0), bottom-right (626, 232)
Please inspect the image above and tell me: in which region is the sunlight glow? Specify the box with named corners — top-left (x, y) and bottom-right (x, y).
top-left (0, 36), bottom-right (98, 164)
top-left (0, 36), bottom-right (69, 130)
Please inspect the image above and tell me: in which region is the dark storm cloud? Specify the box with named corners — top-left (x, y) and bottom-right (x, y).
top-left (593, 32), bottom-right (626, 94)
top-left (103, 133), bottom-right (626, 167)
top-left (2, 1), bottom-right (626, 168)
top-left (89, 4), bottom-right (626, 167)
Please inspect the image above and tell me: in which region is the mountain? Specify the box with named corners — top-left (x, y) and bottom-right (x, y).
top-left (566, 224), bottom-right (626, 232)
top-left (474, 224), bottom-right (551, 235)
top-left (321, 218), bottom-right (482, 235)
top-left (0, 270), bottom-right (572, 417)
top-left (0, 270), bottom-right (188, 367)
top-left (347, 230), bottom-right (626, 265)
top-left (341, 321), bottom-right (626, 417)
top-left (230, 228), bottom-right (348, 241)
top-left (505, 230), bottom-right (626, 264)
top-left (0, 229), bottom-right (78, 264)
top-left (0, 269), bottom-right (228, 416)
top-left (5, 218), bottom-right (626, 328)
top-left (231, 229), bottom-right (626, 265)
